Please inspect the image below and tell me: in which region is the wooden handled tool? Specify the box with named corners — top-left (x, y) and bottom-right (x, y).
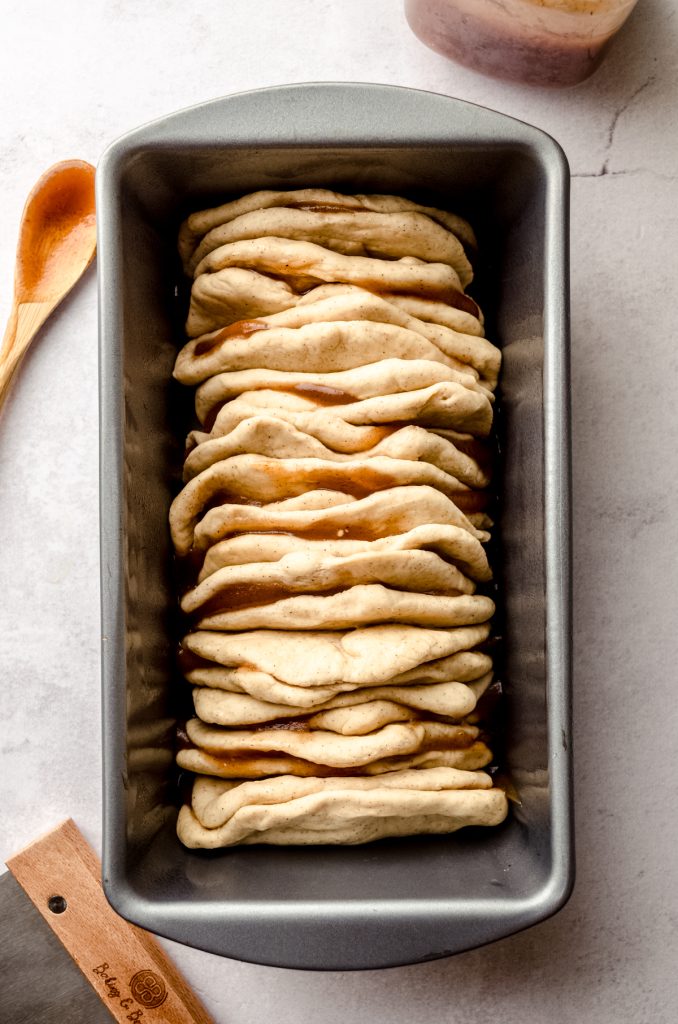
top-left (7, 819), bottom-right (216, 1024)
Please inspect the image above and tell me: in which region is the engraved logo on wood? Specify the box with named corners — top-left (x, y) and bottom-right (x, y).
top-left (129, 969), bottom-right (168, 1009)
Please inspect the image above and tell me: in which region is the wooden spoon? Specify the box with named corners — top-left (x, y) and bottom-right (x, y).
top-left (0, 159), bottom-right (96, 414)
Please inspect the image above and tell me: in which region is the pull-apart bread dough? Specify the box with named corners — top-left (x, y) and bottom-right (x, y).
top-left (171, 189), bottom-right (507, 846)
top-left (187, 485), bottom-right (491, 559)
top-left (178, 189), bottom-right (478, 265)
top-left (174, 291), bottom-right (498, 387)
top-left (183, 418), bottom-right (491, 489)
top-left (177, 769), bottom-right (507, 848)
top-left (186, 241), bottom-right (482, 338)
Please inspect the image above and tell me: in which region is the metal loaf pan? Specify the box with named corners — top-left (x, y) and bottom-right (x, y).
top-left (98, 83), bottom-right (572, 970)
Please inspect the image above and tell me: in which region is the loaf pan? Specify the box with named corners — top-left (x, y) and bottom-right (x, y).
top-left (97, 82), bottom-right (573, 970)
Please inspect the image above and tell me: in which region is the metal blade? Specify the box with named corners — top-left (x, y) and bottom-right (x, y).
top-left (0, 871), bottom-right (115, 1023)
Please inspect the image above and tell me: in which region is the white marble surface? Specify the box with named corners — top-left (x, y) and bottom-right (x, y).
top-left (1, 1), bottom-right (677, 1020)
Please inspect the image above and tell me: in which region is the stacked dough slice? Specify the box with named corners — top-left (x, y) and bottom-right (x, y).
top-left (171, 189), bottom-right (508, 847)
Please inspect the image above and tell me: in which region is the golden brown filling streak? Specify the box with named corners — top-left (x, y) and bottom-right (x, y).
top-left (194, 319), bottom-right (271, 356)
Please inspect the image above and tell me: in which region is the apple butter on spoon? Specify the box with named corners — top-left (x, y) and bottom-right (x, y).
top-left (0, 160), bottom-right (96, 415)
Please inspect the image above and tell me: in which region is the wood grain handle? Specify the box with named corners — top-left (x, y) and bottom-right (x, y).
top-left (0, 300), bottom-right (53, 415)
top-left (7, 819), bottom-right (216, 1024)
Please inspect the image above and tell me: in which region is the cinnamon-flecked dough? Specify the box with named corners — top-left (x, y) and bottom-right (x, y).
top-left (175, 289), bottom-right (499, 387)
top-left (199, 380), bottom-right (493, 437)
top-left (183, 715), bottom-right (480, 768)
top-left (177, 741), bottom-right (495, 782)
top-left (197, 523), bottom-right (492, 583)
top-left (187, 485), bottom-right (488, 557)
top-left (193, 586), bottom-right (495, 632)
top-left (183, 418), bottom-right (491, 489)
top-left (192, 356), bottom-right (491, 421)
top-left (181, 623), bottom-right (492, 689)
top-left (182, 547), bottom-right (478, 617)
top-left (186, 208), bottom-right (473, 284)
top-left (186, 238), bottom-right (479, 337)
top-left (169, 453), bottom-right (486, 555)
top-left (178, 189), bottom-right (477, 267)
top-left (192, 672), bottom-right (493, 726)
top-left (171, 188), bottom-right (505, 847)
top-left (177, 769), bottom-right (507, 847)
top-left (183, 638), bottom-right (493, 710)
top-left (177, 716), bottom-right (490, 783)
top-left (197, 391), bottom-right (490, 461)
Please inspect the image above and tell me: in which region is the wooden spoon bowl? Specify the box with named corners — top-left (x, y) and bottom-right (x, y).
top-left (0, 160), bottom-right (96, 414)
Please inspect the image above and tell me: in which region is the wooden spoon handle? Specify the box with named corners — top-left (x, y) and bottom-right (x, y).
top-left (0, 300), bottom-right (53, 414)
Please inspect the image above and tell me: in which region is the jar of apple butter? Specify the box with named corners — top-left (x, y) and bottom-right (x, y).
top-left (404, 0), bottom-right (640, 87)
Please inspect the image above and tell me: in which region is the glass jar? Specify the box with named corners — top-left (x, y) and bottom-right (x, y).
top-left (404, 0), bottom-right (640, 87)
